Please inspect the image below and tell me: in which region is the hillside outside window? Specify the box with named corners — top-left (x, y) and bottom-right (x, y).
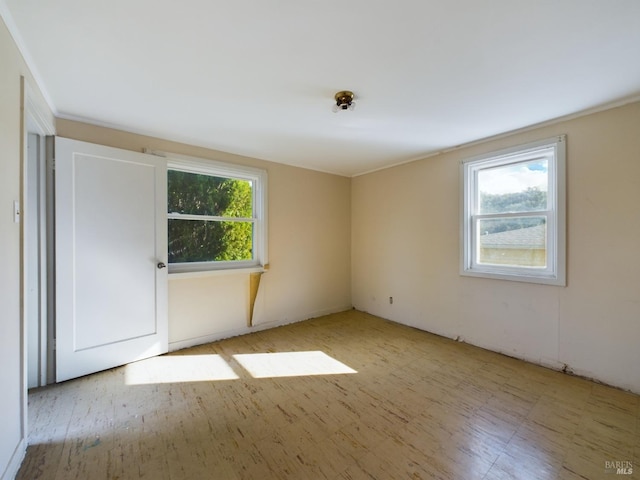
top-left (461, 136), bottom-right (566, 285)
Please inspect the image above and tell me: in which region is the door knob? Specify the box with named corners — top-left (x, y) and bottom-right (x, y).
top-left (157, 262), bottom-right (167, 269)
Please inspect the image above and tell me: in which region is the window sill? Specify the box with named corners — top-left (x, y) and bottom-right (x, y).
top-left (460, 268), bottom-right (565, 286)
top-left (168, 266), bottom-right (267, 280)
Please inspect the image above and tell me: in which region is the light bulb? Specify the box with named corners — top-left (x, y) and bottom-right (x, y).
top-left (332, 101), bottom-right (355, 113)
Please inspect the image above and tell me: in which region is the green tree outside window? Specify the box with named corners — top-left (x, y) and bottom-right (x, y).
top-left (168, 170), bottom-right (253, 263)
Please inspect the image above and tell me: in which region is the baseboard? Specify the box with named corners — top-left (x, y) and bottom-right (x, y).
top-left (1, 438), bottom-right (26, 480)
top-left (303, 305), bottom-right (353, 319)
top-left (169, 305), bottom-right (352, 352)
top-left (169, 326), bottom-right (260, 352)
top-left (360, 309), bottom-right (640, 395)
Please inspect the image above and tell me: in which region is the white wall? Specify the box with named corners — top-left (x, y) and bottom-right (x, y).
top-left (0, 13), bottom-right (53, 480)
top-left (352, 101), bottom-right (640, 393)
top-left (56, 119), bottom-right (353, 350)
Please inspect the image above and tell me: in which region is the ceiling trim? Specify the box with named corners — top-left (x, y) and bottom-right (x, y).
top-left (0, 0), bottom-right (57, 116)
top-left (353, 93), bottom-right (640, 178)
top-left (56, 111), bottom-right (352, 178)
top-left (24, 78), bottom-right (56, 135)
top-left (58, 91), bottom-right (640, 179)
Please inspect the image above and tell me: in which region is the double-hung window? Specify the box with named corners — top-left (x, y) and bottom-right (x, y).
top-left (461, 136), bottom-right (566, 285)
top-left (167, 155), bottom-right (267, 274)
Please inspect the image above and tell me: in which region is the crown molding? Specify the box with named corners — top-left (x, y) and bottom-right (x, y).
top-left (0, 0), bottom-right (57, 115)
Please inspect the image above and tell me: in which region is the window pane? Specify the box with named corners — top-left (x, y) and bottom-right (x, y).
top-left (477, 217), bottom-right (546, 267)
top-left (478, 159), bottom-right (548, 214)
top-left (168, 170), bottom-right (253, 218)
top-left (168, 219), bottom-right (253, 263)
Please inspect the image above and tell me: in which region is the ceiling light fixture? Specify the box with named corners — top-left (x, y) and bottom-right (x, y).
top-left (333, 90), bottom-right (355, 112)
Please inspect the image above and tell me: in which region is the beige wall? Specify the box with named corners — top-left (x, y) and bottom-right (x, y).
top-left (56, 119), bottom-right (352, 349)
top-left (0, 19), bottom-right (23, 478)
top-left (0, 15), bottom-right (53, 479)
top-left (352, 100), bottom-right (640, 393)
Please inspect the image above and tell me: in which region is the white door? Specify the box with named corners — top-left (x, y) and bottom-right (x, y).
top-left (55, 137), bottom-right (168, 382)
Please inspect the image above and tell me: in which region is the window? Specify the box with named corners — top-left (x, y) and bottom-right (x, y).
top-left (167, 155), bottom-right (267, 274)
top-left (461, 136), bottom-right (566, 285)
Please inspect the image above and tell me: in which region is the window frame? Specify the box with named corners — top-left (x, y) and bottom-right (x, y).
top-left (166, 154), bottom-right (268, 275)
top-left (460, 136), bottom-right (566, 285)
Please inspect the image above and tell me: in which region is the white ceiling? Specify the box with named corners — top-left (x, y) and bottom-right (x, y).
top-left (3, 1), bottom-right (640, 176)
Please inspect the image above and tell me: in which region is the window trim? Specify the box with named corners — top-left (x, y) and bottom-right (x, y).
top-left (460, 136), bottom-right (566, 286)
top-left (165, 153), bottom-right (268, 274)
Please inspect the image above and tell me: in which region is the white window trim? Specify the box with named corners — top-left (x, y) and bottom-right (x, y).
top-left (164, 153), bottom-right (268, 274)
top-left (460, 136), bottom-right (566, 286)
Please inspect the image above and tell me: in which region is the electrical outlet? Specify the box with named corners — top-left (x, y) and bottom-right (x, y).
top-left (389, 296), bottom-right (393, 304)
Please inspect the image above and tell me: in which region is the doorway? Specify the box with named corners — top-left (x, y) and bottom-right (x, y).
top-left (24, 86), bottom-right (55, 389)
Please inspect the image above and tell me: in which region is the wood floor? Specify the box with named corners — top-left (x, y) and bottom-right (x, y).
top-left (18, 310), bottom-right (639, 479)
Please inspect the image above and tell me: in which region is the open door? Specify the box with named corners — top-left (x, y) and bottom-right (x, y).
top-left (55, 137), bottom-right (168, 382)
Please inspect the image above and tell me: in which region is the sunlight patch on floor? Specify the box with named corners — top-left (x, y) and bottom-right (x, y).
top-left (233, 351), bottom-right (357, 378)
top-left (124, 354), bottom-right (239, 385)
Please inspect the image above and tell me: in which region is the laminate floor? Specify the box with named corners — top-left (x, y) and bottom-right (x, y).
top-left (17, 310), bottom-right (640, 479)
